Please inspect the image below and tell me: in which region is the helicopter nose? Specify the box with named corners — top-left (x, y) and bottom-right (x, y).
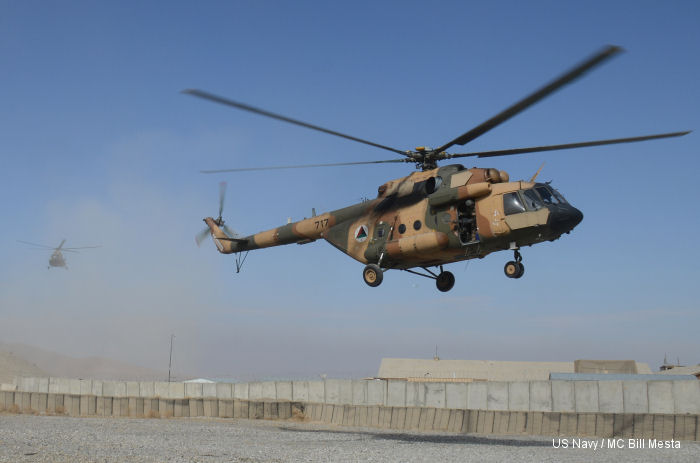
top-left (548, 205), bottom-right (583, 235)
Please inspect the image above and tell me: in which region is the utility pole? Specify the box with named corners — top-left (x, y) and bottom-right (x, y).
top-left (168, 334), bottom-right (175, 382)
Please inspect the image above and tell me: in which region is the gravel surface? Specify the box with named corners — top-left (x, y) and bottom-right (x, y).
top-left (1, 414), bottom-right (698, 462)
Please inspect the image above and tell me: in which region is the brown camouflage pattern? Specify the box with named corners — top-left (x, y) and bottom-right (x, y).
top-left (204, 163), bottom-right (581, 271)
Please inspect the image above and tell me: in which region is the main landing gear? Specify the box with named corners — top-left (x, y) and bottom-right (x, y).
top-left (504, 249), bottom-right (525, 279)
top-left (363, 265), bottom-right (456, 292)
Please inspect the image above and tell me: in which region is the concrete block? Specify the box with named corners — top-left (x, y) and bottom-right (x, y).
top-left (419, 408), bottom-right (435, 430)
top-left (542, 412), bottom-right (559, 435)
top-left (642, 414), bottom-right (654, 439)
top-left (261, 381), bottom-right (276, 400)
top-left (326, 379), bottom-right (352, 405)
top-left (392, 407), bottom-right (406, 429)
top-left (103, 381), bottom-right (117, 397)
top-left (139, 382), bottom-right (155, 398)
top-left (662, 415), bottom-right (674, 440)
top-left (79, 395), bottom-right (89, 415)
top-left (68, 379), bottom-right (81, 395)
top-left (445, 383), bottom-right (468, 410)
top-left (406, 407), bottom-right (421, 430)
top-left (159, 399), bottom-right (174, 417)
top-left (321, 404), bottom-right (334, 422)
top-left (574, 381), bottom-right (599, 413)
top-left (366, 380), bottom-right (386, 405)
top-left (357, 405), bottom-right (368, 426)
top-left (551, 381), bottom-right (575, 413)
top-left (185, 383), bottom-right (203, 398)
top-left (70, 395), bottom-right (81, 416)
top-left (508, 382), bottom-right (529, 412)
top-left (91, 380), bottom-right (103, 396)
top-left (233, 400), bottom-right (244, 418)
top-left (292, 381), bottom-right (309, 401)
top-left (233, 383), bottom-right (249, 400)
top-left (49, 377), bottom-right (69, 394)
top-left (621, 414), bottom-right (634, 438)
top-left (560, 413), bottom-right (577, 436)
top-left (17, 377), bottom-right (34, 392)
top-left (34, 393), bottom-right (48, 412)
top-left (673, 415), bottom-right (695, 441)
top-left (343, 405), bottom-right (354, 426)
top-left (248, 382), bottom-right (263, 400)
top-left (173, 399), bottom-right (186, 417)
top-left (331, 404), bottom-right (343, 424)
top-left (512, 411), bottom-right (527, 434)
top-left (126, 381), bottom-right (139, 397)
top-left (351, 380), bottom-right (367, 405)
top-left (387, 380), bottom-right (406, 407)
top-left (672, 380), bottom-right (700, 414)
top-left (596, 414), bottom-right (614, 437)
top-left (278, 402), bottom-right (292, 420)
top-left (216, 383), bottom-right (233, 399)
top-left (622, 381), bottom-right (648, 413)
top-left (598, 381), bottom-right (623, 413)
top-left (114, 382), bottom-right (127, 398)
top-left (486, 382), bottom-right (508, 411)
top-left (481, 411), bottom-right (495, 434)
top-left (495, 411), bottom-right (510, 434)
top-left (202, 383), bottom-right (217, 398)
top-left (465, 410), bottom-right (478, 433)
top-left (77, 379), bottom-right (91, 395)
top-left (276, 381), bottom-right (293, 401)
top-left (189, 398), bottom-right (203, 417)
top-left (448, 410), bottom-right (464, 433)
top-left (578, 413), bottom-right (596, 436)
top-left (648, 381), bottom-right (674, 414)
top-left (251, 401), bottom-right (264, 419)
top-left (528, 381), bottom-right (551, 412)
top-left (311, 403), bottom-right (323, 421)
top-left (434, 408), bottom-right (450, 431)
top-left (632, 414), bottom-right (645, 438)
top-left (168, 382), bottom-right (185, 399)
top-left (425, 382), bottom-right (446, 408)
top-left (467, 382), bottom-right (488, 410)
top-left (37, 377), bottom-right (49, 393)
top-left (406, 382), bottom-right (425, 408)
top-left (308, 381), bottom-right (324, 403)
top-left (204, 399), bottom-right (218, 417)
top-left (369, 405), bottom-right (380, 426)
top-left (21, 392), bottom-right (31, 412)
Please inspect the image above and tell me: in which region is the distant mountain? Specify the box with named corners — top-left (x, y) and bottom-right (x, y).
top-left (0, 343), bottom-right (168, 382)
top-left (0, 350), bottom-right (47, 384)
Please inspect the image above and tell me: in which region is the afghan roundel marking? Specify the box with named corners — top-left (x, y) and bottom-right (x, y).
top-left (354, 224), bottom-right (369, 242)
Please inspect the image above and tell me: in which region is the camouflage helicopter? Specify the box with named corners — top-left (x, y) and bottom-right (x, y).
top-left (188, 46), bottom-right (688, 291)
top-left (18, 239), bottom-right (101, 270)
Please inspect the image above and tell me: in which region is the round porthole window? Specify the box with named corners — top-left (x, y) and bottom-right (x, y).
top-left (413, 220), bottom-right (422, 231)
top-left (398, 224), bottom-right (406, 234)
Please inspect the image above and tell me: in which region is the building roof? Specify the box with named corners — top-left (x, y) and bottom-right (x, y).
top-left (658, 365), bottom-right (700, 377)
top-left (377, 358), bottom-right (652, 382)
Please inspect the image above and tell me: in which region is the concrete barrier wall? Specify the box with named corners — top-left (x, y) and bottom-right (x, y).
top-left (1, 390), bottom-right (697, 441)
top-left (11, 377), bottom-right (700, 415)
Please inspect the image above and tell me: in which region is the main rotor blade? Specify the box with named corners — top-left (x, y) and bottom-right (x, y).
top-left (201, 158), bottom-right (407, 173)
top-left (182, 89), bottom-right (408, 156)
top-left (222, 224), bottom-right (237, 239)
top-left (435, 45), bottom-right (623, 153)
top-left (17, 240), bottom-right (55, 249)
top-left (446, 131), bottom-right (690, 159)
top-left (218, 181), bottom-right (227, 218)
top-left (62, 245), bottom-right (102, 250)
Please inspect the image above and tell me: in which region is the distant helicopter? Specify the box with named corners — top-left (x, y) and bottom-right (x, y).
top-left (18, 240), bottom-right (101, 269)
top-left (189, 45), bottom-right (689, 291)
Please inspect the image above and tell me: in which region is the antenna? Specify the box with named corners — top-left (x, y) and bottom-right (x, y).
top-left (168, 334), bottom-right (175, 382)
top-left (433, 345), bottom-right (439, 361)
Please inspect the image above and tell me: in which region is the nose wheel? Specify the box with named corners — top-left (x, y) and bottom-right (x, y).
top-left (435, 271), bottom-right (455, 292)
top-left (363, 264), bottom-right (383, 287)
top-left (504, 249), bottom-right (525, 279)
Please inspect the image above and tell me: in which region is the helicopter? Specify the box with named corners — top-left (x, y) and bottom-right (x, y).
top-left (18, 239), bottom-right (101, 270)
top-left (188, 45), bottom-right (688, 291)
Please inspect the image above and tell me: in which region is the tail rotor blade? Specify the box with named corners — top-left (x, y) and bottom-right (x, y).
top-left (218, 181), bottom-right (227, 218)
top-left (195, 227), bottom-right (211, 247)
top-left (223, 224), bottom-right (237, 238)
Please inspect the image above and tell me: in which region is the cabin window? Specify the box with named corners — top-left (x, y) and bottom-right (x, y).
top-left (413, 220), bottom-right (422, 231)
top-left (398, 224), bottom-right (406, 234)
top-left (377, 228), bottom-right (384, 238)
top-left (503, 192), bottom-right (526, 215)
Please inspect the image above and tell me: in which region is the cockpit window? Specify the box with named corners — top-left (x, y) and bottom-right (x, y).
top-left (503, 192), bottom-right (526, 215)
top-left (535, 185), bottom-right (568, 205)
top-left (522, 189), bottom-right (544, 211)
top-left (536, 186), bottom-right (558, 205)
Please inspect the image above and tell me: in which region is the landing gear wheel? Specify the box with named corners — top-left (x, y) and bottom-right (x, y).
top-left (504, 261), bottom-right (519, 278)
top-left (363, 264), bottom-right (383, 287)
top-left (436, 271), bottom-right (455, 292)
top-left (515, 262), bottom-right (525, 278)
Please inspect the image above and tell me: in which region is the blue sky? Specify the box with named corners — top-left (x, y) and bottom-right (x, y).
top-left (1, 1), bottom-right (698, 379)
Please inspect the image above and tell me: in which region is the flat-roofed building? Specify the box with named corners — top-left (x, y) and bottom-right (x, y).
top-left (377, 358), bottom-right (651, 382)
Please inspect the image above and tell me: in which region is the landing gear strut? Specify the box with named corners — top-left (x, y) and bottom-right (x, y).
top-left (402, 265), bottom-right (456, 292)
top-left (363, 264), bottom-right (383, 287)
top-left (504, 249), bottom-right (525, 279)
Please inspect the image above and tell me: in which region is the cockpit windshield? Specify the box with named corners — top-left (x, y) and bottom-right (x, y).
top-left (522, 189), bottom-right (544, 211)
top-left (535, 184), bottom-right (568, 205)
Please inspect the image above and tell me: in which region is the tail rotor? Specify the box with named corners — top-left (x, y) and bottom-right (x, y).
top-left (196, 181), bottom-right (239, 246)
